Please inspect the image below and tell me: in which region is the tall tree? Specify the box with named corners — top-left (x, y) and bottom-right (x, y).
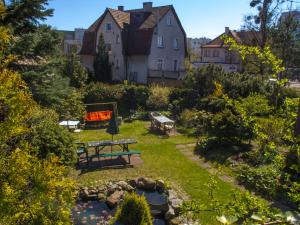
top-left (246, 0), bottom-right (290, 48)
top-left (1, 0), bottom-right (53, 34)
top-left (93, 33), bottom-right (112, 83)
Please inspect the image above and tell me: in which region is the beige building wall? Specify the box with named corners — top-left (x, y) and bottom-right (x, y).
top-left (127, 55), bottom-right (148, 84)
top-left (148, 10), bottom-right (186, 73)
top-left (202, 48), bottom-right (226, 63)
top-left (96, 12), bottom-right (126, 81)
top-left (81, 55), bottom-right (94, 72)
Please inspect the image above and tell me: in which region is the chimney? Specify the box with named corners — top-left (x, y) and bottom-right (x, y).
top-left (118, 6), bottom-right (124, 11)
top-left (143, 2), bottom-right (153, 12)
top-left (225, 27), bottom-right (230, 34)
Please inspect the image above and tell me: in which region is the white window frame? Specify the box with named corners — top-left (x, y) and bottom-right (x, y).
top-left (157, 35), bottom-right (164, 48)
top-left (173, 38), bottom-right (179, 50)
top-left (167, 15), bottom-right (172, 26)
top-left (105, 23), bottom-right (112, 32)
top-left (157, 58), bottom-right (165, 70)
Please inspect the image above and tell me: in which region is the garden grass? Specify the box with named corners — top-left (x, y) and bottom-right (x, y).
top-left (73, 120), bottom-right (238, 224)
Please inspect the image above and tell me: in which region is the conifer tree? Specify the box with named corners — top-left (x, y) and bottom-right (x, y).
top-left (93, 33), bottom-right (112, 83)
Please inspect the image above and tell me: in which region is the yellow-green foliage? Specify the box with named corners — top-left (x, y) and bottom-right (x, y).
top-left (0, 149), bottom-right (76, 225)
top-left (222, 35), bottom-right (286, 86)
top-left (0, 4), bottom-right (77, 225)
top-left (146, 85), bottom-right (170, 110)
top-left (112, 193), bottom-right (153, 225)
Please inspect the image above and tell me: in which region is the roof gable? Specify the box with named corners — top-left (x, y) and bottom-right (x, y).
top-left (80, 5), bottom-right (187, 56)
top-left (202, 30), bottom-right (261, 48)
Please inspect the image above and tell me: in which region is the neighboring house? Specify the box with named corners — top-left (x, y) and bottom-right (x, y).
top-left (198, 27), bottom-right (260, 72)
top-left (187, 37), bottom-right (211, 57)
top-left (60, 28), bottom-right (86, 55)
top-left (80, 2), bottom-right (187, 85)
top-left (280, 10), bottom-right (300, 40)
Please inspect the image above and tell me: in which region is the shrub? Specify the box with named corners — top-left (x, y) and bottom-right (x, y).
top-left (237, 165), bottom-right (281, 198)
top-left (53, 89), bottom-right (86, 121)
top-left (205, 108), bottom-right (252, 144)
top-left (112, 193), bottom-right (153, 225)
top-left (84, 82), bottom-right (123, 104)
top-left (146, 85), bottom-right (170, 111)
top-left (25, 107), bottom-right (77, 165)
top-left (179, 109), bottom-right (198, 128)
top-left (121, 85), bottom-right (149, 111)
top-left (184, 65), bottom-right (269, 99)
top-left (169, 88), bottom-right (198, 116)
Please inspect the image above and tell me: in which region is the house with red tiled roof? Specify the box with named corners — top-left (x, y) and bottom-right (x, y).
top-left (80, 2), bottom-right (187, 85)
top-left (199, 27), bottom-right (261, 72)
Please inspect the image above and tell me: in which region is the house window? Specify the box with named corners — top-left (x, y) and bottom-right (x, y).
top-left (157, 58), bottom-right (164, 70)
top-left (173, 38), bottom-right (179, 50)
top-left (204, 49), bottom-right (211, 57)
top-left (213, 50), bottom-right (220, 57)
top-left (167, 15), bottom-right (172, 26)
top-left (105, 23), bottom-right (112, 32)
top-left (105, 43), bottom-right (112, 51)
top-left (174, 60), bottom-right (178, 71)
top-left (116, 34), bottom-right (120, 44)
top-left (157, 36), bottom-right (164, 48)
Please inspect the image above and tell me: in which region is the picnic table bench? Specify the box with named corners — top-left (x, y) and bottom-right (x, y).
top-left (85, 139), bottom-right (140, 165)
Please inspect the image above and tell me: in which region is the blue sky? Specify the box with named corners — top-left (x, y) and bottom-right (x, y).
top-left (46, 0), bottom-right (255, 39)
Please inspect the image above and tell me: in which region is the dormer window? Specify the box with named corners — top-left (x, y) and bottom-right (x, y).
top-left (173, 38), bottom-right (179, 50)
top-left (105, 23), bottom-right (112, 32)
top-left (157, 36), bottom-right (164, 48)
top-left (167, 15), bottom-right (172, 26)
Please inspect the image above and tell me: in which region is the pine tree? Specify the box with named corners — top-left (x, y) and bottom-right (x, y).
top-left (93, 33), bottom-right (112, 83)
top-left (1, 0), bottom-right (54, 34)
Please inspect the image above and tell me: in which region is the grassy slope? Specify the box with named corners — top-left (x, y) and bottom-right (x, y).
top-left (74, 120), bottom-right (237, 224)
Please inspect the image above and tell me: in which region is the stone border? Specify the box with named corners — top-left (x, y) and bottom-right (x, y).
top-left (78, 177), bottom-right (188, 225)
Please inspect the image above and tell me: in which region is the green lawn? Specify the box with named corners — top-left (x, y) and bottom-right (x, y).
top-left (73, 120), bottom-right (237, 224)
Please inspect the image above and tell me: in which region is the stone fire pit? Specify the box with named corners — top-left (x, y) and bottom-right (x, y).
top-left (75, 177), bottom-right (187, 225)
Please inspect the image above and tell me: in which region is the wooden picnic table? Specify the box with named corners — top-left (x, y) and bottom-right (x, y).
top-left (87, 139), bottom-right (139, 165)
top-left (88, 139), bottom-right (137, 154)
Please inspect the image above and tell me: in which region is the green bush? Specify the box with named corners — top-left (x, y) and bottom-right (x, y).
top-left (146, 85), bottom-right (170, 111)
top-left (25, 107), bottom-right (77, 165)
top-left (238, 165), bottom-right (281, 198)
top-left (184, 65), bottom-right (269, 99)
top-left (205, 108), bottom-right (252, 144)
top-left (84, 82), bottom-right (123, 104)
top-left (121, 85), bottom-right (149, 111)
top-left (112, 193), bottom-right (153, 225)
top-left (179, 109), bottom-right (198, 128)
top-left (169, 88), bottom-right (198, 116)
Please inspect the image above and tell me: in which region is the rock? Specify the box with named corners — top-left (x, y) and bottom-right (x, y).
top-left (106, 190), bottom-right (124, 209)
top-left (117, 181), bottom-right (134, 192)
top-left (169, 198), bottom-right (183, 215)
top-left (165, 207), bottom-right (176, 220)
top-left (98, 193), bottom-right (106, 201)
top-left (137, 177), bottom-right (156, 190)
top-left (156, 180), bottom-right (165, 193)
top-left (169, 217), bottom-right (183, 225)
top-left (128, 179), bottom-right (138, 187)
top-left (168, 190), bottom-right (177, 201)
top-left (107, 184), bottom-right (118, 195)
top-left (80, 188), bottom-right (90, 200)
